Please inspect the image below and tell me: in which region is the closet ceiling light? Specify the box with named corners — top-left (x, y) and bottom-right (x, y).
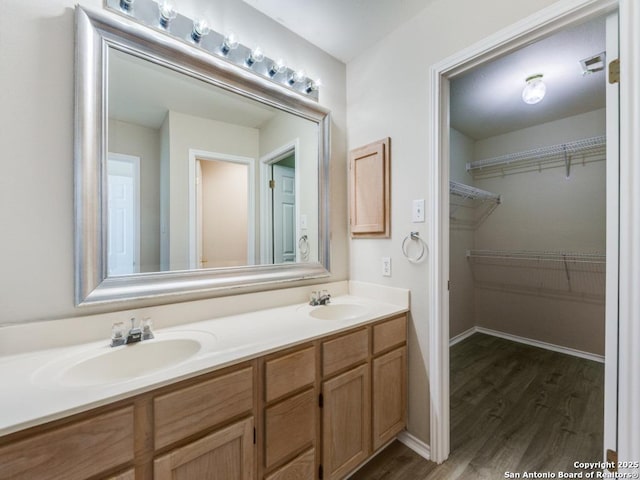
top-left (522, 74), bottom-right (546, 105)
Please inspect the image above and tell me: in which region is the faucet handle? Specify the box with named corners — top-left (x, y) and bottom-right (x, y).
top-left (309, 291), bottom-right (319, 305)
top-left (110, 322), bottom-right (126, 347)
top-left (141, 318), bottom-right (154, 340)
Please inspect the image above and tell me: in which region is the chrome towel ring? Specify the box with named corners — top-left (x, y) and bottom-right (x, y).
top-left (402, 231), bottom-right (427, 263)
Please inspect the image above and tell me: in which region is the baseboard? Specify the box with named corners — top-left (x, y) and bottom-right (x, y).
top-left (397, 431), bottom-right (431, 461)
top-left (475, 326), bottom-right (605, 363)
top-left (449, 327), bottom-right (476, 346)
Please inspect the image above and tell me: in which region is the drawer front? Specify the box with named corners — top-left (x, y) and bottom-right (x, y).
top-left (265, 345), bottom-right (316, 402)
top-left (264, 389), bottom-right (316, 470)
top-left (265, 448), bottom-right (315, 480)
top-left (106, 468), bottom-right (135, 480)
top-left (373, 315), bottom-right (407, 355)
top-left (154, 366), bottom-right (254, 449)
top-left (0, 406), bottom-right (134, 480)
top-left (322, 328), bottom-right (369, 377)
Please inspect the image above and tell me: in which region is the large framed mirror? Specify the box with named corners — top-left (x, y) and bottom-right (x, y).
top-left (75, 6), bottom-right (330, 305)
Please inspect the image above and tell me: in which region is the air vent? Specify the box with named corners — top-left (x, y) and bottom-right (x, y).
top-left (579, 51), bottom-right (606, 75)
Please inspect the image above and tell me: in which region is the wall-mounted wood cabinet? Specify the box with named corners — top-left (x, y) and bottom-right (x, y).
top-left (350, 138), bottom-right (391, 238)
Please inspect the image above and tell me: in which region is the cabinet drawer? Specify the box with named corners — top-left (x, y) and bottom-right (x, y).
top-left (154, 366), bottom-right (254, 449)
top-left (265, 448), bottom-right (315, 480)
top-left (373, 315), bottom-right (407, 355)
top-left (264, 389), bottom-right (316, 470)
top-left (0, 406), bottom-right (134, 480)
top-left (265, 345), bottom-right (316, 402)
top-left (322, 328), bottom-right (369, 377)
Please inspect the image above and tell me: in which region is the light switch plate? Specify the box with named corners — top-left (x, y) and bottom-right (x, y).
top-left (382, 257), bottom-right (391, 277)
top-left (412, 199), bottom-right (425, 222)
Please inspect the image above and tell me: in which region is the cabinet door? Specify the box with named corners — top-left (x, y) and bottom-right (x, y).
top-left (372, 346), bottom-right (407, 451)
top-left (154, 417), bottom-right (254, 480)
top-left (349, 137), bottom-right (390, 238)
top-left (322, 364), bottom-right (370, 480)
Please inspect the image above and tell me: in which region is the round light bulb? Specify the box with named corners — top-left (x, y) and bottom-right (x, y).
top-left (158, 0), bottom-right (178, 27)
top-left (246, 46), bottom-right (264, 67)
top-left (268, 58), bottom-right (286, 77)
top-left (191, 17), bottom-right (210, 42)
top-left (522, 74), bottom-right (546, 105)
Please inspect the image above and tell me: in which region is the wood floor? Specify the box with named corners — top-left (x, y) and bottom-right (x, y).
top-left (350, 333), bottom-right (604, 480)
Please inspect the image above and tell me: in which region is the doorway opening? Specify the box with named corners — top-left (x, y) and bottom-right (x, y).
top-left (188, 150), bottom-right (255, 269)
top-left (427, 0), bottom-right (620, 469)
top-left (260, 140), bottom-right (301, 264)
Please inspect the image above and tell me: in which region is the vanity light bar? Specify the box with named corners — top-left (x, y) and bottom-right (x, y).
top-left (104, 0), bottom-right (320, 101)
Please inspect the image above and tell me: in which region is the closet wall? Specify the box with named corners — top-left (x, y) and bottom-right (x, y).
top-left (450, 108), bottom-right (606, 356)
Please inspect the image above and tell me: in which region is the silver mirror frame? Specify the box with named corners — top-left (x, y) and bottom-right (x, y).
top-left (75, 6), bottom-right (331, 306)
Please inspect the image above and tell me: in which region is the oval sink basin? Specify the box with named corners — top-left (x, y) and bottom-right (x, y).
top-left (33, 331), bottom-right (216, 387)
top-left (309, 304), bottom-right (368, 321)
top-left (60, 338), bottom-right (201, 386)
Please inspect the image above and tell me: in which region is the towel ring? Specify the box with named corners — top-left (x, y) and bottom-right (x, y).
top-left (402, 231), bottom-right (427, 263)
top-left (298, 235), bottom-right (310, 261)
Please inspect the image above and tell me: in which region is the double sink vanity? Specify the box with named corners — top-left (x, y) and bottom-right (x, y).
top-left (0, 291), bottom-right (409, 480)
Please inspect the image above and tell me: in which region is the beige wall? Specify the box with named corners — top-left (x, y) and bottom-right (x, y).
top-left (201, 160), bottom-right (248, 268)
top-left (259, 112), bottom-right (319, 263)
top-left (347, 0), bottom-right (558, 444)
top-left (167, 111), bottom-right (259, 270)
top-left (472, 109), bottom-right (606, 355)
top-left (0, 0), bottom-right (347, 324)
top-left (449, 129), bottom-right (476, 338)
top-left (108, 119), bottom-right (161, 272)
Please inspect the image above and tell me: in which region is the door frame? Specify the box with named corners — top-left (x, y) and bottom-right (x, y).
top-left (259, 139), bottom-right (300, 264)
top-left (427, 0), bottom-right (640, 465)
top-left (188, 149), bottom-right (256, 269)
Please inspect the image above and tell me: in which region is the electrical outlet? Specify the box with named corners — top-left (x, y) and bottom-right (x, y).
top-left (412, 199), bottom-right (425, 222)
top-left (300, 214), bottom-right (308, 229)
top-left (382, 257), bottom-right (391, 277)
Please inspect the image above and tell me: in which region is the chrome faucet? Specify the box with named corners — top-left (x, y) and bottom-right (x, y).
top-left (309, 290), bottom-right (331, 306)
top-left (111, 317), bottom-right (153, 347)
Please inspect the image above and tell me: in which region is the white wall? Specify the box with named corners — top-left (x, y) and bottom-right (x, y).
top-left (167, 111), bottom-right (259, 270)
top-left (259, 112), bottom-right (319, 263)
top-left (472, 109), bottom-right (606, 355)
top-left (108, 119), bottom-right (161, 272)
top-left (346, 0), bottom-right (558, 445)
top-left (449, 129), bottom-right (476, 338)
top-left (0, 0), bottom-right (346, 324)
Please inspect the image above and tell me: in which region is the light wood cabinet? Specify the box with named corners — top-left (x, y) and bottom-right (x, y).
top-left (260, 344), bottom-right (318, 480)
top-left (0, 406), bottom-right (135, 480)
top-left (0, 313), bottom-right (407, 480)
top-left (372, 346), bottom-right (407, 451)
top-left (322, 363), bottom-right (371, 480)
top-left (154, 366), bottom-right (254, 450)
top-left (154, 417), bottom-right (254, 480)
top-left (349, 137), bottom-right (391, 238)
top-left (107, 469), bottom-right (136, 480)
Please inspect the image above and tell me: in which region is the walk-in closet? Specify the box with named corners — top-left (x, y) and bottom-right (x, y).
top-left (447, 15), bottom-right (608, 473)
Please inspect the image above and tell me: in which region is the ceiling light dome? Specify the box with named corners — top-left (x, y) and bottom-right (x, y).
top-left (522, 74), bottom-right (546, 105)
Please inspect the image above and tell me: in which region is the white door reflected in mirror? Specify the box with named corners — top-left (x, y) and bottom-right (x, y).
top-left (107, 153), bottom-right (140, 275)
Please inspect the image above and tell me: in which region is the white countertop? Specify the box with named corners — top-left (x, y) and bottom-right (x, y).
top-left (0, 294), bottom-right (407, 437)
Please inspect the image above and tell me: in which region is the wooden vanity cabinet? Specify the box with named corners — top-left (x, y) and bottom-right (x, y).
top-left (260, 344), bottom-right (318, 480)
top-left (0, 313), bottom-right (407, 480)
top-left (0, 406), bottom-right (135, 480)
top-left (320, 328), bottom-right (371, 480)
top-left (371, 315), bottom-right (407, 452)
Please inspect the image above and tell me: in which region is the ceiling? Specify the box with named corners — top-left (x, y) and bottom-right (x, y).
top-left (241, 0), bottom-right (434, 63)
top-left (450, 17), bottom-right (607, 140)
top-left (109, 49), bottom-right (278, 129)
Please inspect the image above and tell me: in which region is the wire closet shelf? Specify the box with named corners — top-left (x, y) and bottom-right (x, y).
top-left (449, 180), bottom-right (501, 203)
top-left (466, 250), bottom-right (605, 264)
top-left (466, 249), bottom-right (606, 302)
top-left (466, 135), bottom-right (606, 175)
